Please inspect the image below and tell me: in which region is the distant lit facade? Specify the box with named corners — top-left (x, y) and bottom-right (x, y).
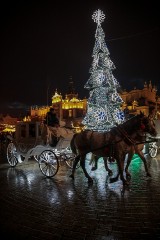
top-left (30, 80), bottom-right (160, 123)
top-left (0, 80), bottom-right (160, 133)
top-left (0, 114), bottom-right (17, 132)
top-left (30, 80), bottom-right (87, 123)
top-left (120, 81), bottom-right (160, 118)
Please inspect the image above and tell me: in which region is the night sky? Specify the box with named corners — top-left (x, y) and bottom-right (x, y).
top-left (0, 0), bottom-right (159, 116)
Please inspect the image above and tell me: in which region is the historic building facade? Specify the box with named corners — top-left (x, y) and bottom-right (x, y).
top-left (30, 80), bottom-right (160, 126)
top-left (0, 80), bottom-right (160, 132)
top-left (120, 81), bottom-right (160, 118)
top-left (30, 80), bottom-right (87, 125)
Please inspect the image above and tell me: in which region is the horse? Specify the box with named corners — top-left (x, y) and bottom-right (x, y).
top-left (92, 118), bottom-right (157, 178)
top-left (69, 112), bottom-right (157, 186)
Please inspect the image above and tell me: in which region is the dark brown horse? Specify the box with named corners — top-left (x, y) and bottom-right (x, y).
top-left (69, 112), bottom-right (157, 186)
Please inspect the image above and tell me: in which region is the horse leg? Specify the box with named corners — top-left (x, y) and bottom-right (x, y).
top-left (103, 157), bottom-right (113, 176)
top-left (137, 151), bottom-right (151, 177)
top-left (80, 156), bottom-right (93, 183)
top-left (119, 156), bottom-right (130, 185)
top-left (110, 155), bottom-right (129, 186)
top-left (91, 156), bottom-right (113, 176)
top-left (69, 155), bottom-right (80, 180)
top-left (91, 155), bottom-right (98, 171)
top-left (110, 171), bottom-right (119, 183)
top-left (109, 157), bottom-right (120, 183)
top-left (125, 152), bottom-right (133, 179)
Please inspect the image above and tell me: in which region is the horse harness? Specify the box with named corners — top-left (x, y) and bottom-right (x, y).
top-left (88, 130), bottom-right (124, 158)
top-left (88, 124), bottom-right (147, 156)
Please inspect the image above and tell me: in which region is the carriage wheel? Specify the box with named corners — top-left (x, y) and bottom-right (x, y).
top-left (148, 142), bottom-right (158, 158)
top-left (38, 150), bottom-right (59, 177)
top-left (6, 142), bottom-right (18, 167)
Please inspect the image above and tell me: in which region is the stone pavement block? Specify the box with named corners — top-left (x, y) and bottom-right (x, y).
top-left (0, 153), bottom-right (160, 239)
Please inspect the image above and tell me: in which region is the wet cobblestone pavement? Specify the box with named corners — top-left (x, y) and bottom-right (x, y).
top-left (0, 151), bottom-right (160, 240)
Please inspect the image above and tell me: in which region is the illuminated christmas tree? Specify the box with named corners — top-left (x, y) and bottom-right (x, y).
top-left (82, 9), bottom-right (124, 132)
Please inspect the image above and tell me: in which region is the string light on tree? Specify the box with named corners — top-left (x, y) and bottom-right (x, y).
top-left (82, 9), bottom-right (124, 132)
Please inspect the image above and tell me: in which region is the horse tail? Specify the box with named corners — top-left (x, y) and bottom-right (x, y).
top-left (70, 133), bottom-right (78, 155)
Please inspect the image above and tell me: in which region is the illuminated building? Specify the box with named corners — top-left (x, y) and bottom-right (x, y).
top-left (30, 80), bottom-right (160, 126)
top-left (30, 105), bottom-right (50, 121)
top-left (0, 114), bottom-right (17, 132)
top-left (120, 81), bottom-right (160, 118)
top-left (30, 80), bottom-right (87, 125)
top-left (52, 81), bottom-right (87, 120)
top-left (0, 80), bottom-right (159, 133)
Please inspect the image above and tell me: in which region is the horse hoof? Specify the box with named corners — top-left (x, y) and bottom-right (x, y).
top-left (69, 174), bottom-right (74, 180)
top-left (122, 184), bottom-right (130, 192)
top-left (126, 174), bottom-right (131, 180)
top-left (123, 181), bottom-right (130, 186)
top-left (110, 177), bottom-right (118, 183)
top-left (91, 167), bottom-right (97, 171)
top-left (108, 170), bottom-right (113, 176)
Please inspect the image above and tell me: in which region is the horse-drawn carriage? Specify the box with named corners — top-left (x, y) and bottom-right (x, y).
top-left (6, 114), bottom-right (160, 185)
top-left (6, 121), bottom-right (76, 177)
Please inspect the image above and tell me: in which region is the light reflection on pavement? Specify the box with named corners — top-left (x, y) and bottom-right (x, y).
top-left (0, 153), bottom-right (160, 239)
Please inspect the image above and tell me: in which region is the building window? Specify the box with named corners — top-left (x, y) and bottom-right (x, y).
top-left (69, 110), bottom-right (72, 117)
